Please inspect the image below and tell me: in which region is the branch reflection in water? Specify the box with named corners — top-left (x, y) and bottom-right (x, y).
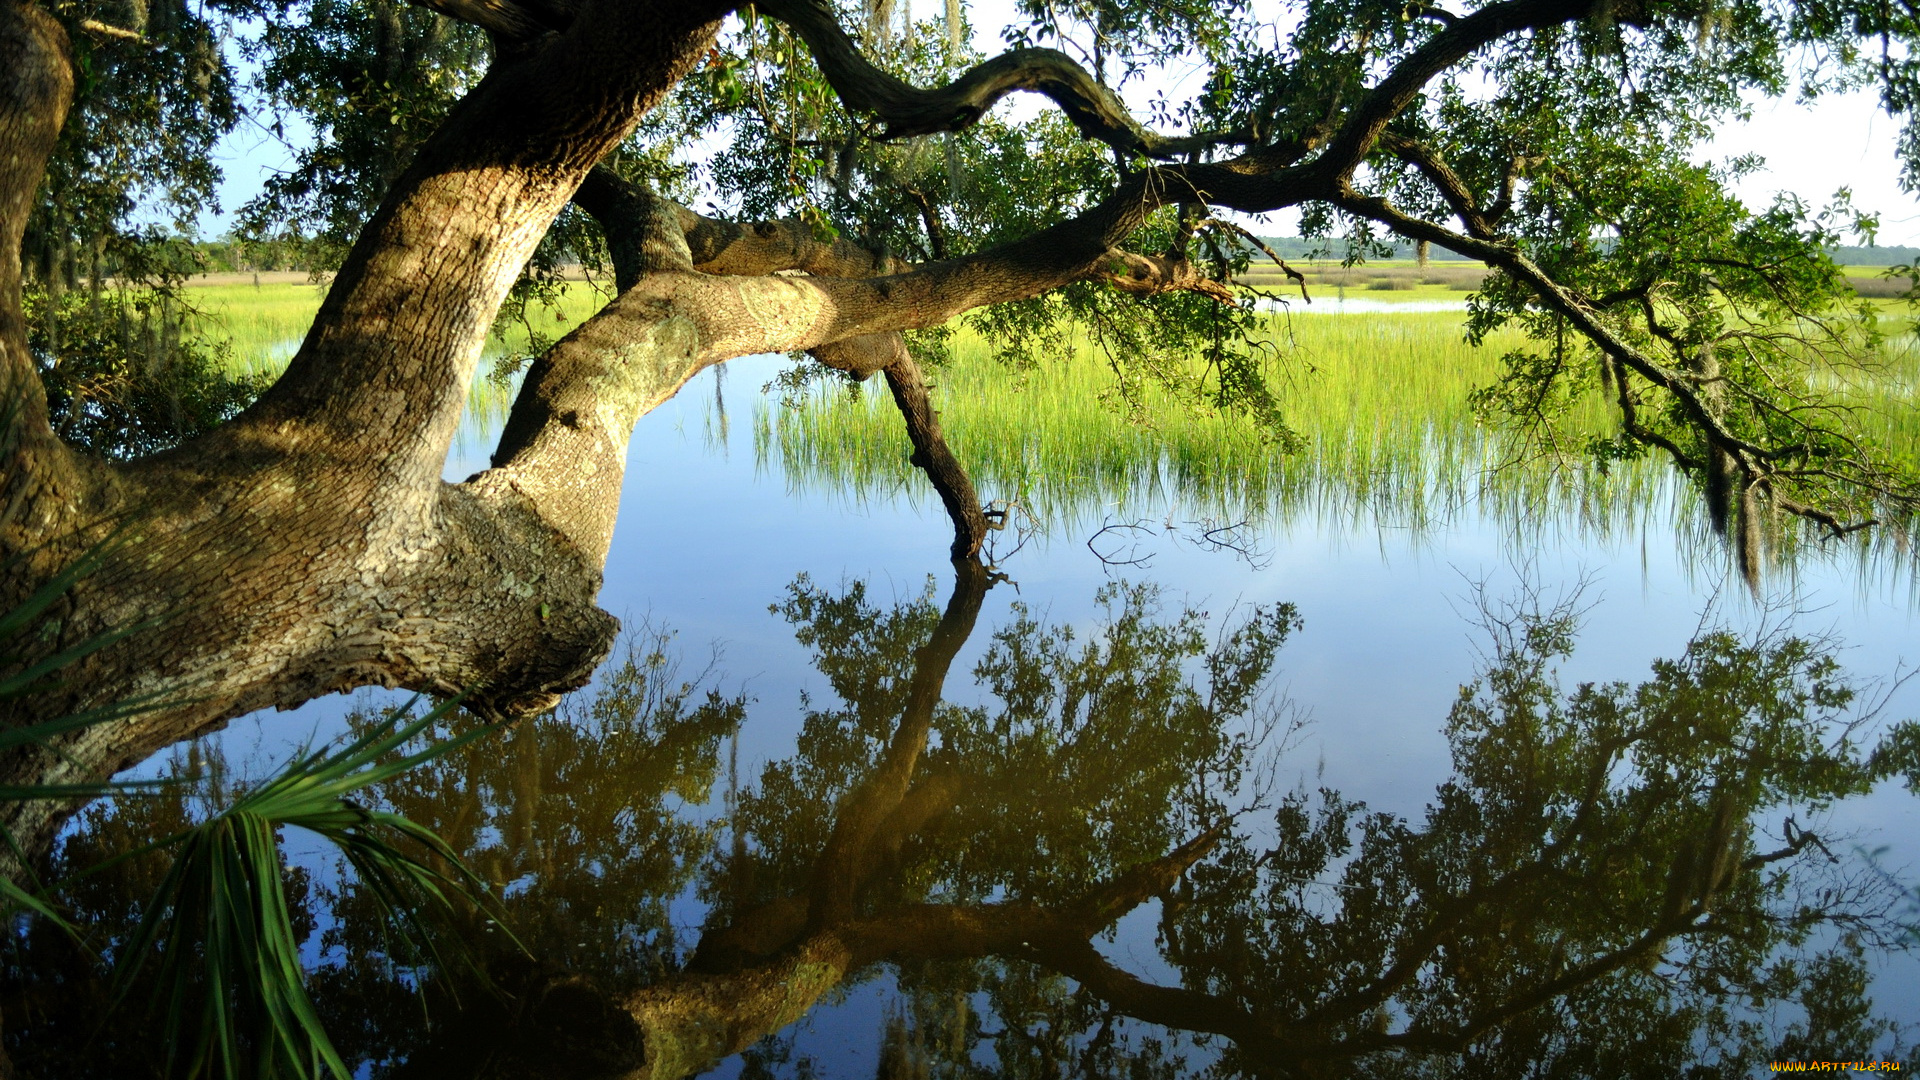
top-left (10, 564), bottom-right (1916, 1078)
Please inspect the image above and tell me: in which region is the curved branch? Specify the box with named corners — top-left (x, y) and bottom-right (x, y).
top-left (1378, 131), bottom-right (1498, 239)
top-left (572, 168), bottom-right (696, 288)
top-left (1305, 0), bottom-right (1599, 185)
top-left (406, 0), bottom-right (557, 40)
top-left (572, 170), bottom-right (991, 557)
top-left (756, 0), bottom-right (1239, 157)
top-left (1119, 0), bottom-right (1598, 216)
top-left (1329, 186), bottom-right (1911, 539)
top-left (810, 334), bottom-right (992, 557)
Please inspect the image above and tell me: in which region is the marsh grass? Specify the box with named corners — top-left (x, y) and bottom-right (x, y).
top-left (182, 281), bottom-right (331, 376)
top-left (757, 310), bottom-right (1919, 583)
top-left (1847, 326), bottom-right (1920, 449)
top-left (757, 313), bottom-right (1664, 539)
top-left (174, 279), bottom-right (1917, 575)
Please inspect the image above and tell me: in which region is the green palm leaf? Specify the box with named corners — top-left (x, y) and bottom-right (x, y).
top-left (107, 698), bottom-right (512, 1080)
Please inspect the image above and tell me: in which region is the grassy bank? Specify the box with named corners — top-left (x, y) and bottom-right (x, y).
top-left (1235, 259), bottom-right (1920, 302)
top-left (173, 276), bottom-right (1916, 564)
top-left (757, 309), bottom-right (1920, 580)
top-left (756, 313), bottom-right (1677, 538)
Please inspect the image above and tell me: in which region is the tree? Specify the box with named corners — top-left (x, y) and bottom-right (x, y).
top-left (14, 567), bottom-right (1912, 1077)
top-left (4, 0), bottom-right (1920, 857)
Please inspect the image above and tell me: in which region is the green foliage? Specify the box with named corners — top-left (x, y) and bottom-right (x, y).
top-left (314, 628), bottom-right (744, 1004)
top-left (26, 287), bottom-right (269, 459)
top-left (1, 701), bottom-right (508, 1080)
top-left (20, 0), bottom-right (1920, 559)
top-left (238, 0), bottom-right (490, 263)
top-left (28, 0), bottom-right (241, 288)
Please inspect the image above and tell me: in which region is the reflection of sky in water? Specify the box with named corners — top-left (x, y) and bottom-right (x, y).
top-left (183, 352), bottom-right (1920, 1074)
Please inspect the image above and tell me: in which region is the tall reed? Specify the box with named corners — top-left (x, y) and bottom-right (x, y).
top-left (758, 313), bottom-right (1653, 536)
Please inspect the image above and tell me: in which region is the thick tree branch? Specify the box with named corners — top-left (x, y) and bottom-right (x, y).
top-left (1113, 0), bottom-right (1599, 218)
top-left (572, 168), bottom-right (696, 288)
top-left (1378, 131), bottom-right (1498, 239)
top-left (221, 1), bottom-right (726, 492)
top-left (1, 0), bottom-right (736, 856)
top-left (1, 0), bottom-right (92, 553)
top-left (1305, 0), bottom-right (1602, 187)
top-left (560, 169), bottom-right (994, 560)
top-left (406, 0), bottom-right (556, 41)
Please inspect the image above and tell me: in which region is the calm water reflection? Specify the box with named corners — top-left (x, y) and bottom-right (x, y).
top-left (10, 355), bottom-right (1918, 1076)
top-left (18, 559), bottom-right (1918, 1076)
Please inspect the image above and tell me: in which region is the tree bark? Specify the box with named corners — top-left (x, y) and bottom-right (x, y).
top-left (0, 0), bottom-right (1833, 871)
top-left (0, 0), bottom-right (732, 860)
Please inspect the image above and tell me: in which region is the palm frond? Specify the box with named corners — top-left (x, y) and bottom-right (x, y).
top-left (110, 697), bottom-right (510, 1080)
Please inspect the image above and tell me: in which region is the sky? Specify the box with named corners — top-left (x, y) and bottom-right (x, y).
top-left (1711, 87), bottom-right (1920, 247)
top-left (202, 11), bottom-right (1920, 248)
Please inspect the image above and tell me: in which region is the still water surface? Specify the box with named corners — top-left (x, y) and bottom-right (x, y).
top-left (46, 351), bottom-right (1920, 1075)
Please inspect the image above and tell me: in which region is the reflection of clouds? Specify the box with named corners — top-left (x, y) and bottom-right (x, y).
top-left (1256, 297), bottom-right (1469, 314)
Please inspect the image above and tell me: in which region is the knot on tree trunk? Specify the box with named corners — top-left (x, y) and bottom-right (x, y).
top-left (429, 478), bottom-right (622, 719)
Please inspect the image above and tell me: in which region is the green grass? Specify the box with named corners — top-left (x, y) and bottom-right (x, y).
top-left (174, 277), bottom-right (1919, 566)
top-left (180, 278), bottom-right (614, 376)
top-left (756, 309), bottom-right (1920, 580)
top-left (182, 281), bottom-right (330, 376)
top-left (756, 314), bottom-right (1674, 539)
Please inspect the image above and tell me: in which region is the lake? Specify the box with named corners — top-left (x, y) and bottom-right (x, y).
top-left (20, 330), bottom-right (1920, 1076)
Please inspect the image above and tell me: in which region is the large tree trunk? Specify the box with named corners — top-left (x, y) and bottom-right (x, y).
top-left (0, 0), bottom-right (1239, 862)
top-left (0, 0), bottom-right (731, 858)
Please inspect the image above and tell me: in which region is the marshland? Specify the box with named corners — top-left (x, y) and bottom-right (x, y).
top-left (13, 263), bottom-right (1920, 1076)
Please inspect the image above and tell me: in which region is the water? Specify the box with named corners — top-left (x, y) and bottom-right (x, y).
top-left (20, 352), bottom-right (1920, 1077)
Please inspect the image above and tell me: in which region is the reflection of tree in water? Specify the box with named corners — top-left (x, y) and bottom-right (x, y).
top-left (8, 567), bottom-right (1915, 1077)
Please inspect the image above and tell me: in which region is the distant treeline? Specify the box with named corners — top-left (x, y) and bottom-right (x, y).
top-left (1829, 245), bottom-right (1920, 266)
top-left (191, 238), bottom-right (326, 274)
top-left (1249, 237), bottom-right (1476, 262)
top-left (1250, 236), bottom-right (1920, 268)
